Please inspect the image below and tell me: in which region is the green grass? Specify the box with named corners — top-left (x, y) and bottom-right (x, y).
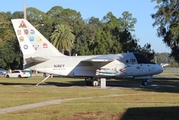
top-left (156, 72), bottom-right (179, 77)
top-left (0, 77), bottom-right (126, 108)
top-left (0, 76), bottom-right (179, 120)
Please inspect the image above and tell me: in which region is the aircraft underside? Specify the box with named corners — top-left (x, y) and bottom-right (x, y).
top-left (31, 65), bottom-right (155, 87)
top-left (83, 76), bottom-right (153, 87)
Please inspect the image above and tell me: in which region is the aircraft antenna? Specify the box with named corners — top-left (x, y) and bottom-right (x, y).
top-left (24, 3), bottom-right (26, 19)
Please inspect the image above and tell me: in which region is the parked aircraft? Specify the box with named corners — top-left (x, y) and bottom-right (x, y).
top-left (11, 19), bottom-right (164, 87)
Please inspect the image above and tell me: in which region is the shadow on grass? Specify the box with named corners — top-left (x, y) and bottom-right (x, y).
top-left (43, 78), bottom-right (179, 93)
top-left (0, 82), bottom-right (36, 86)
top-left (106, 78), bottom-right (179, 93)
top-left (0, 77), bottom-right (179, 93)
top-left (120, 106), bottom-right (179, 120)
top-left (0, 78), bottom-right (86, 87)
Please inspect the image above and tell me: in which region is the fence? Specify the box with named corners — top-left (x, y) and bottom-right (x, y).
top-left (163, 68), bottom-right (179, 73)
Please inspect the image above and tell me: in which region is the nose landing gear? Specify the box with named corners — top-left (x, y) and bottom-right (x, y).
top-left (142, 77), bottom-right (153, 86)
top-left (142, 80), bottom-right (148, 86)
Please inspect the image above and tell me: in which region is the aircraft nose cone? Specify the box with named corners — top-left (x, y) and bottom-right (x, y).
top-left (157, 64), bottom-right (164, 74)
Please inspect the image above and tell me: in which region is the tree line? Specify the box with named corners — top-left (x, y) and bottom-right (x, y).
top-left (151, 0), bottom-right (179, 63)
top-left (0, 4), bottom-right (171, 69)
top-left (154, 52), bottom-right (179, 67)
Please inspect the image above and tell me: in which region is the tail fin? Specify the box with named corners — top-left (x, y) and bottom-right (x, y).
top-left (11, 19), bottom-right (64, 59)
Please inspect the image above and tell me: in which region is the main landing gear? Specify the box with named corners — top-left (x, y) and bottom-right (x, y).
top-left (141, 77), bottom-right (153, 86)
top-left (85, 77), bottom-right (99, 87)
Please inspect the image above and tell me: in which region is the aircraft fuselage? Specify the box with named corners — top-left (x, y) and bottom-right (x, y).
top-left (26, 54), bottom-right (163, 78)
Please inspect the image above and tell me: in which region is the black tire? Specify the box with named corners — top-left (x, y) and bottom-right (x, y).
top-left (85, 78), bottom-right (93, 86)
top-left (142, 81), bottom-right (148, 86)
top-left (6, 75), bottom-right (9, 78)
top-left (18, 75), bottom-right (21, 78)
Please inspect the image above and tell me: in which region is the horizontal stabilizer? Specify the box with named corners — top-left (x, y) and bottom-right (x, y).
top-left (25, 57), bottom-right (48, 64)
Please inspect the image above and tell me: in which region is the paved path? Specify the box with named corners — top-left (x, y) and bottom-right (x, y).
top-left (0, 94), bottom-right (123, 114)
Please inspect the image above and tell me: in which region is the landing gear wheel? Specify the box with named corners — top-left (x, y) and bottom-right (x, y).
top-left (93, 81), bottom-right (99, 87)
top-left (85, 78), bottom-right (93, 86)
top-left (142, 81), bottom-right (148, 86)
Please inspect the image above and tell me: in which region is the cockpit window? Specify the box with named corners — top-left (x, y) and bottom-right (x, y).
top-left (133, 52), bottom-right (155, 64)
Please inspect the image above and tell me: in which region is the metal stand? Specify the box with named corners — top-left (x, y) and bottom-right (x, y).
top-left (36, 74), bottom-right (51, 86)
top-left (100, 78), bottom-right (106, 88)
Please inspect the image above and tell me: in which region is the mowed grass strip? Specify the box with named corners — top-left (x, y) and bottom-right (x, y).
top-left (0, 77), bottom-right (139, 108)
top-left (1, 92), bottom-right (179, 120)
top-left (0, 76), bottom-right (179, 119)
top-left (156, 72), bottom-right (179, 77)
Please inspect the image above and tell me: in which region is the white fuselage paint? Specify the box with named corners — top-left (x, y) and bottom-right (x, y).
top-left (27, 53), bottom-right (163, 78)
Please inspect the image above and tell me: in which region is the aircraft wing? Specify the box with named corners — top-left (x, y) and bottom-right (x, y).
top-left (82, 55), bottom-right (119, 62)
top-left (74, 55), bottom-right (120, 76)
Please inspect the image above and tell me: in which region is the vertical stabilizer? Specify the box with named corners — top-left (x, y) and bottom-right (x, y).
top-left (11, 19), bottom-right (64, 59)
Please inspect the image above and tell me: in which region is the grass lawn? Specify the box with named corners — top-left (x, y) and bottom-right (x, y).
top-left (0, 75), bottom-right (179, 120)
top-left (156, 72), bottom-right (179, 77)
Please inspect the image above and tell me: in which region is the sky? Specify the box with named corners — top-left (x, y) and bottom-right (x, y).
top-left (0, 0), bottom-right (171, 53)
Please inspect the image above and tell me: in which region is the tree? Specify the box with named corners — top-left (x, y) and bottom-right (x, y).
top-left (118, 11), bottom-right (137, 32)
top-left (46, 6), bottom-right (63, 18)
top-left (75, 17), bottom-right (102, 55)
top-left (89, 11), bottom-right (154, 59)
top-left (0, 12), bottom-right (10, 45)
top-left (11, 11), bottom-right (23, 19)
top-left (26, 7), bottom-right (51, 38)
top-left (47, 6), bottom-right (85, 56)
top-left (50, 24), bottom-right (75, 55)
top-left (138, 43), bottom-right (155, 60)
top-left (90, 12), bottom-right (123, 55)
top-left (46, 6), bottom-right (64, 38)
top-left (91, 27), bottom-right (118, 54)
top-left (26, 7), bottom-right (46, 22)
top-left (0, 12), bottom-right (10, 28)
top-left (0, 11), bottom-right (23, 69)
top-left (0, 38), bottom-right (22, 69)
top-left (151, 0), bottom-right (179, 62)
